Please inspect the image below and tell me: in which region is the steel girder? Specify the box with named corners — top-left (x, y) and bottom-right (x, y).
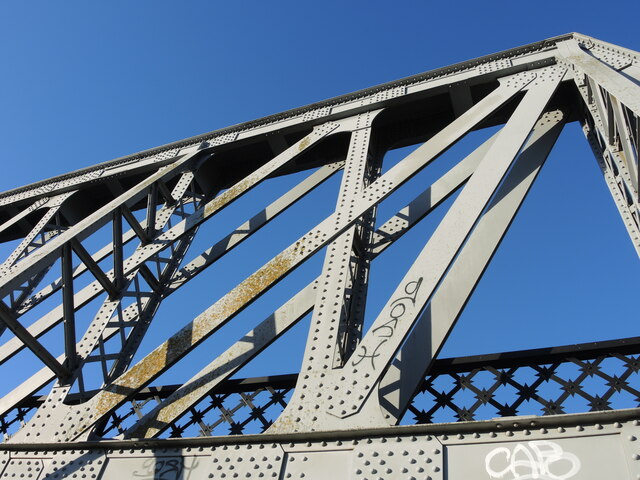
top-left (0, 32), bottom-right (638, 479)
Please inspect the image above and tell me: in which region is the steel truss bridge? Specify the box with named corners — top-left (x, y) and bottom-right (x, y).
top-left (0, 33), bottom-right (638, 479)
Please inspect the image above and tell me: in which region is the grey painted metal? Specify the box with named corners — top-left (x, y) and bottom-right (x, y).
top-left (122, 145), bottom-right (495, 439)
top-left (0, 32), bottom-right (637, 480)
top-left (0, 410), bottom-right (638, 480)
top-left (300, 111), bottom-right (379, 381)
top-left (0, 301), bottom-right (69, 380)
top-left (270, 67), bottom-right (562, 433)
top-left (380, 108), bottom-right (567, 422)
top-left (0, 34), bottom-right (569, 210)
top-left (52, 74), bottom-right (528, 442)
top-left (60, 241), bottom-right (76, 373)
top-left (557, 38), bottom-right (640, 254)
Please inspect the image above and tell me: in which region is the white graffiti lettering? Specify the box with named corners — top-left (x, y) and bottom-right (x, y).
top-left (485, 440), bottom-right (580, 480)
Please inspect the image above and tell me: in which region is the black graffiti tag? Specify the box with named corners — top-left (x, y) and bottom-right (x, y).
top-left (132, 457), bottom-right (200, 480)
top-left (352, 277), bottom-right (423, 369)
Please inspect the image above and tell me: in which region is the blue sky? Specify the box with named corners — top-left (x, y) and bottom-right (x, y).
top-left (0, 1), bottom-right (638, 404)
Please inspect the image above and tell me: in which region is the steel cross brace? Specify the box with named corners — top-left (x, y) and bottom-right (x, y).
top-left (557, 39), bottom-right (640, 255)
top-left (0, 126), bottom-right (333, 372)
top-left (5, 124), bottom-right (340, 442)
top-left (0, 36), bottom-right (637, 479)
top-left (0, 160), bottom-right (344, 423)
top-left (22, 69), bottom-right (539, 442)
top-left (122, 121), bottom-right (512, 438)
top-left (379, 108), bottom-right (567, 421)
top-left (1, 171), bottom-right (206, 440)
top-left (271, 66), bottom-right (565, 432)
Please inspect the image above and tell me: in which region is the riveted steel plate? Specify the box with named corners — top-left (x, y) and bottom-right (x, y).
top-left (101, 448), bottom-right (205, 480)
top-left (0, 457), bottom-right (43, 480)
top-left (444, 425), bottom-right (630, 480)
top-left (352, 435), bottom-right (443, 480)
top-left (281, 449), bottom-right (352, 480)
top-left (40, 450), bottom-right (106, 480)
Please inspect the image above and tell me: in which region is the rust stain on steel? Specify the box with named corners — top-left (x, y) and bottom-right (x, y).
top-left (141, 351), bottom-right (236, 437)
top-left (204, 177), bottom-right (252, 218)
top-left (77, 248), bottom-right (301, 438)
top-left (299, 137), bottom-right (311, 151)
top-left (202, 131), bottom-right (320, 220)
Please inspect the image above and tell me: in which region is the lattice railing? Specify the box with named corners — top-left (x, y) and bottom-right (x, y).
top-left (94, 381), bottom-right (293, 438)
top-left (409, 342), bottom-right (640, 424)
top-left (3, 337), bottom-right (639, 440)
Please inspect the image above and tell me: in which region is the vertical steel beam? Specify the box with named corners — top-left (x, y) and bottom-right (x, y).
top-left (324, 68), bottom-right (564, 424)
top-left (270, 70), bottom-right (539, 433)
top-left (146, 184), bottom-right (158, 238)
top-left (301, 111), bottom-right (379, 376)
top-left (61, 241), bottom-right (77, 374)
top-left (112, 208), bottom-right (124, 296)
top-left (123, 136), bottom-right (497, 438)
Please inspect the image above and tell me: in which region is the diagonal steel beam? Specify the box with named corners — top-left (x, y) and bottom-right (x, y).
top-left (0, 161), bottom-right (345, 433)
top-left (0, 151), bottom-right (202, 299)
top-left (557, 39), bottom-right (640, 118)
top-left (122, 130), bottom-right (501, 439)
top-left (318, 67), bottom-right (565, 425)
top-left (0, 301), bottom-right (69, 379)
top-left (379, 108), bottom-right (567, 422)
top-left (0, 162), bottom-right (344, 418)
top-left (49, 76), bottom-right (533, 442)
top-left (13, 171), bottom-right (199, 317)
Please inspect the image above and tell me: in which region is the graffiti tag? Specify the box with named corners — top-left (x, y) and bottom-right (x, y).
top-left (352, 277), bottom-right (423, 369)
top-left (132, 457), bottom-right (200, 480)
top-left (485, 440), bottom-right (580, 480)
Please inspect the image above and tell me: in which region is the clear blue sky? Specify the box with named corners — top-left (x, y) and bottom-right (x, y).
top-left (0, 1), bottom-right (638, 397)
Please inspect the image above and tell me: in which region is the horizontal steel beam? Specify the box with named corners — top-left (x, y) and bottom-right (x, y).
top-left (0, 410), bottom-right (638, 480)
top-left (0, 33), bottom-right (575, 208)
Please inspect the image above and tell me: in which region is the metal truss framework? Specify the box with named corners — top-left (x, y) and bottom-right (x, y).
top-left (0, 33), bottom-right (637, 479)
